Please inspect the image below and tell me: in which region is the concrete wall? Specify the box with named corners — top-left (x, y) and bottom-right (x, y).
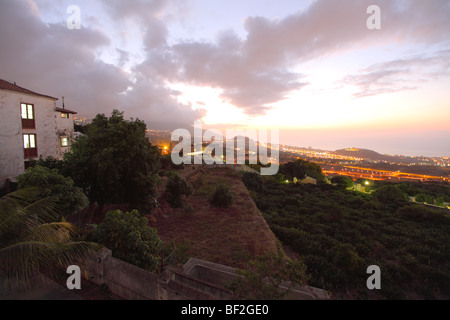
top-left (82, 249), bottom-right (159, 300)
top-left (81, 250), bottom-right (330, 301)
top-left (55, 112), bottom-right (75, 159)
top-left (0, 90), bottom-right (24, 185)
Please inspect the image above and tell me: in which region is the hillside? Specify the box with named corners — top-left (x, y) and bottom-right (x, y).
top-left (333, 148), bottom-right (391, 161)
top-left (148, 166), bottom-right (280, 269)
top-left (250, 179), bottom-right (450, 299)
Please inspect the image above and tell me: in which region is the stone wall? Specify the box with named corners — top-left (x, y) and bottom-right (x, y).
top-left (81, 249), bottom-right (330, 300)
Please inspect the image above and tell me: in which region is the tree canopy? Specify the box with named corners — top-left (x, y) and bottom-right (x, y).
top-left (63, 110), bottom-right (161, 213)
top-left (16, 165), bottom-right (88, 216)
top-left (330, 175), bottom-right (354, 189)
top-left (93, 209), bottom-right (162, 272)
top-left (280, 159), bottom-right (325, 182)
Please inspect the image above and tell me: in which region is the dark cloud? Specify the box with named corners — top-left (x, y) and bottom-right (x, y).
top-left (0, 0), bottom-right (128, 116)
top-left (0, 0), bottom-right (202, 129)
top-left (1, 0), bottom-right (449, 127)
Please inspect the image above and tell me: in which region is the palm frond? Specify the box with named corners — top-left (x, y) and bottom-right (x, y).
top-left (0, 240), bottom-right (101, 288)
top-left (20, 222), bottom-right (78, 243)
top-left (0, 190), bottom-right (62, 239)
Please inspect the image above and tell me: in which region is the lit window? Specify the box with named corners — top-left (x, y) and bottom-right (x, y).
top-left (23, 134), bottom-right (36, 149)
top-left (61, 137), bottom-right (69, 147)
top-left (61, 113), bottom-right (69, 118)
top-left (21, 103), bottom-right (34, 119)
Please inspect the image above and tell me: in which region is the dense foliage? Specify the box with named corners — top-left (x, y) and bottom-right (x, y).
top-left (63, 110), bottom-right (161, 214)
top-left (229, 245), bottom-right (309, 300)
top-left (165, 171), bottom-right (192, 208)
top-left (279, 159), bottom-right (326, 183)
top-left (331, 175), bottom-right (354, 189)
top-left (241, 171), bottom-right (264, 192)
top-left (0, 189), bottom-right (97, 292)
top-left (209, 184), bottom-right (235, 208)
top-left (93, 209), bottom-right (162, 272)
top-left (16, 165), bottom-right (88, 216)
top-left (247, 167), bottom-right (450, 299)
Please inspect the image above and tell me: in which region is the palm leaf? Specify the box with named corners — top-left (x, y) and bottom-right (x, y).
top-left (0, 241), bottom-right (101, 289)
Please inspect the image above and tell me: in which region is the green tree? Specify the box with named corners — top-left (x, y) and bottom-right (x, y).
top-left (16, 166), bottom-right (88, 217)
top-left (331, 175), bottom-right (354, 189)
top-left (415, 193), bottom-right (434, 204)
top-left (241, 171), bottom-right (264, 192)
top-left (209, 184), bottom-right (234, 208)
top-left (435, 196), bottom-right (445, 207)
top-left (373, 185), bottom-right (408, 205)
top-left (63, 110), bottom-right (161, 214)
top-left (165, 171), bottom-right (192, 208)
top-left (280, 159), bottom-right (325, 183)
top-left (93, 209), bottom-right (163, 272)
top-left (0, 189), bottom-right (98, 292)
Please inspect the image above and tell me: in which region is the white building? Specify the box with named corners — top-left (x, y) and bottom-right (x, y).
top-left (0, 79), bottom-right (77, 187)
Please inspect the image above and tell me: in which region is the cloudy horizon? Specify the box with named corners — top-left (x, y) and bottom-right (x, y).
top-left (1, 0), bottom-right (449, 157)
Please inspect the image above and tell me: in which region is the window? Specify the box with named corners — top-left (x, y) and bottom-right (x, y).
top-left (21, 103), bottom-right (34, 119)
top-left (61, 113), bottom-right (69, 119)
top-left (61, 137), bottom-right (69, 147)
top-left (21, 103), bottom-right (35, 129)
top-left (23, 134), bottom-right (37, 158)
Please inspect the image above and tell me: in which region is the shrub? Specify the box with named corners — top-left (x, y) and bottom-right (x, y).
top-left (93, 209), bottom-right (162, 272)
top-left (209, 184), bottom-right (234, 208)
top-left (165, 171), bottom-right (192, 208)
top-left (331, 176), bottom-right (354, 189)
top-left (241, 172), bottom-right (263, 192)
top-left (329, 243), bottom-right (364, 273)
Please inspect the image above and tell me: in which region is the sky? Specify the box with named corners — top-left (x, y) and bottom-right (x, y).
top-left (0, 0), bottom-right (449, 157)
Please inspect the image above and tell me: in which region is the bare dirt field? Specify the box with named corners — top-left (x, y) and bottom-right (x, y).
top-left (148, 165), bottom-right (280, 268)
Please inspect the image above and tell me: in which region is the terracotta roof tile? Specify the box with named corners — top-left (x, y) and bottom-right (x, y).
top-left (0, 78), bottom-right (58, 100)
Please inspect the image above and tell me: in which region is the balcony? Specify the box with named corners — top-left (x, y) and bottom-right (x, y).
top-left (22, 118), bottom-right (36, 129)
top-left (24, 148), bottom-right (38, 158)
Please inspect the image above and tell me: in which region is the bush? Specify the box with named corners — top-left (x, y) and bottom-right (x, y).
top-left (329, 243), bottom-right (364, 273)
top-left (209, 184), bottom-right (234, 208)
top-left (373, 185), bottom-right (408, 206)
top-left (93, 209), bottom-right (162, 272)
top-left (331, 176), bottom-right (354, 189)
top-left (165, 171), bottom-right (192, 208)
top-left (241, 172), bottom-right (263, 192)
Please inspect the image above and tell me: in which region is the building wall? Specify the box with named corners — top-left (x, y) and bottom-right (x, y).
top-left (55, 112), bottom-right (75, 159)
top-left (0, 90), bottom-right (24, 185)
top-left (0, 89), bottom-right (62, 186)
